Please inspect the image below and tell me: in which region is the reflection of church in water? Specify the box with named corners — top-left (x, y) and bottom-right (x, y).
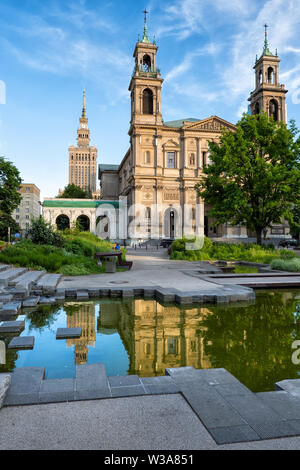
top-left (64, 299), bottom-right (212, 375)
top-left (99, 299), bottom-right (212, 377)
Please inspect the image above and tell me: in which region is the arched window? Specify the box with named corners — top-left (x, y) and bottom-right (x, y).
top-left (259, 70), bottom-right (263, 84)
top-left (146, 207), bottom-right (151, 219)
top-left (143, 88), bottom-right (153, 114)
top-left (267, 67), bottom-right (274, 84)
top-left (254, 102), bottom-right (260, 115)
top-left (269, 99), bottom-right (278, 121)
top-left (143, 54), bottom-right (151, 72)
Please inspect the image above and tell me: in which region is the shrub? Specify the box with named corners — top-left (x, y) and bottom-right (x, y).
top-left (270, 258), bottom-right (300, 272)
top-left (27, 217), bottom-right (64, 247)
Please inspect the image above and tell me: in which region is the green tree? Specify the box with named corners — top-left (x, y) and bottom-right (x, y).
top-left (0, 156), bottom-right (22, 214)
top-left (0, 213), bottom-right (20, 241)
top-left (196, 113), bottom-right (300, 244)
top-left (0, 157), bottom-right (22, 240)
top-left (58, 184), bottom-right (91, 199)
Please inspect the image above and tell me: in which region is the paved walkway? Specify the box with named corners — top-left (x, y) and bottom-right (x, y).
top-left (2, 395), bottom-right (300, 450)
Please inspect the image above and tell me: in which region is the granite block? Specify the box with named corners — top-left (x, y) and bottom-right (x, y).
top-left (56, 328), bottom-right (82, 339)
top-left (8, 336), bottom-right (35, 349)
top-left (0, 320), bottom-right (25, 334)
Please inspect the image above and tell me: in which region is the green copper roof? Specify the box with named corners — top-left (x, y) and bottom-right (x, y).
top-left (163, 118), bottom-right (200, 128)
top-left (43, 200), bottom-right (119, 208)
top-left (142, 10), bottom-right (151, 43)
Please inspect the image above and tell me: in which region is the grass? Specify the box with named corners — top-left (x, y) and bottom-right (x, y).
top-left (0, 232), bottom-right (126, 275)
top-left (169, 236), bottom-right (299, 266)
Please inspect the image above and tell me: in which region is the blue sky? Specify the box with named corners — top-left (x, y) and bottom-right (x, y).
top-left (0, 0), bottom-right (300, 199)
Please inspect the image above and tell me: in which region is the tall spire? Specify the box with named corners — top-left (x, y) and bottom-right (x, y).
top-left (142, 9), bottom-right (151, 44)
top-left (82, 89), bottom-right (86, 118)
top-left (262, 24), bottom-right (274, 56)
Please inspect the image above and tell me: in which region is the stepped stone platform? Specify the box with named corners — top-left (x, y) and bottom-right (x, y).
top-left (3, 365), bottom-right (300, 445)
top-left (8, 336), bottom-right (35, 350)
top-left (0, 320), bottom-right (25, 334)
top-left (56, 328), bottom-right (82, 339)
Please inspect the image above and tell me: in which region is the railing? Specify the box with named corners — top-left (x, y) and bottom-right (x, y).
top-left (132, 66), bottom-right (161, 78)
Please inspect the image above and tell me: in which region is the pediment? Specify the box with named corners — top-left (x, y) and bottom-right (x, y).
top-left (183, 116), bottom-right (236, 132)
top-left (162, 139), bottom-right (179, 148)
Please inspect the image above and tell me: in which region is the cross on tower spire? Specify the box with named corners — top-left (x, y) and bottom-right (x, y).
top-left (142, 8), bottom-right (151, 43)
top-left (262, 23), bottom-right (273, 56)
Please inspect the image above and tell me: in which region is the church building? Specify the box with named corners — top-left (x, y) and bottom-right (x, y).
top-left (44, 17), bottom-right (290, 242)
top-left (98, 16), bottom-right (290, 241)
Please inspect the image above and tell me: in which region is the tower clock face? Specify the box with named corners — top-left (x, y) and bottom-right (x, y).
top-left (82, 124), bottom-right (86, 129)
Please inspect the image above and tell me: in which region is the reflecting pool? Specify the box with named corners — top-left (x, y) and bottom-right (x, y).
top-left (1, 289), bottom-right (300, 392)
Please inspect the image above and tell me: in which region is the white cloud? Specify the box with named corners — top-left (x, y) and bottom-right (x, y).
top-left (165, 43), bottom-right (221, 82)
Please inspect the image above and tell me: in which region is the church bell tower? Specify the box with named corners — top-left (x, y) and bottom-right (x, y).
top-left (249, 25), bottom-right (288, 123)
top-left (129, 10), bottom-right (163, 128)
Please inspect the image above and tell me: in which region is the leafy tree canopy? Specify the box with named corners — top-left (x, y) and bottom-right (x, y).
top-left (196, 113), bottom-right (300, 244)
top-left (58, 184), bottom-right (91, 199)
top-left (0, 156), bottom-right (22, 215)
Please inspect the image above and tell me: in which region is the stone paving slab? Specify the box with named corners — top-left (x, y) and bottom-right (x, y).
top-left (8, 336), bottom-right (35, 350)
top-left (39, 378), bottom-right (75, 404)
top-left (4, 367), bottom-right (45, 406)
top-left (209, 425), bottom-right (260, 445)
top-left (56, 328), bottom-right (82, 339)
top-left (75, 364), bottom-right (111, 400)
top-left (36, 274), bottom-right (62, 293)
top-left (76, 291), bottom-right (89, 299)
top-left (0, 320), bottom-right (25, 334)
top-left (0, 264), bottom-right (11, 272)
top-left (141, 376), bottom-right (180, 395)
top-left (0, 294), bottom-right (13, 303)
top-left (12, 270), bottom-right (46, 289)
top-left (5, 364), bottom-right (300, 445)
top-left (108, 375), bottom-right (141, 387)
top-left (39, 297), bottom-right (57, 305)
top-left (275, 379), bottom-right (300, 397)
top-left (257, 391), bottom-right (300, 420)
top-left (22, 297), bottom-right (40, 308)
top-left (0, 301), bottom-right (22, 315)
top-left (0, 268), bottom-right (27, 287)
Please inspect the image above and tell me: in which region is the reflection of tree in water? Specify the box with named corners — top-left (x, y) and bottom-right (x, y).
top-left (27, 305), bottom-right (61, 331)
top-left (200, 290), bottom-right (300, 392)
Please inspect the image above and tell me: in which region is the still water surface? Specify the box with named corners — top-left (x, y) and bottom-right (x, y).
top-left (1, 289), bottom-right (300, 392)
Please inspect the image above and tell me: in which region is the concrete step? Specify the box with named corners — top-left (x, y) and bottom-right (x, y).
top-left (4, 367), bottom-right (45, 406)
top-left (12, 270), bottom-right (46, 290)
top-left (0, 302), bottom-right (22, 320)
top-left (75, 363), bottom-right (110, 400)
top-left (0, 264), bottom-right (12, 273)
top-left (36, 274), bottom-right (62, 294)
top-left (22, 297), bottom-right (40, 308)
top-left (0, 268), bottom-right (28, 287)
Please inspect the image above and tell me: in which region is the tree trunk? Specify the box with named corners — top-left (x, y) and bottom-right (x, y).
top-left (256, 229), bottom-right (262, 245)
